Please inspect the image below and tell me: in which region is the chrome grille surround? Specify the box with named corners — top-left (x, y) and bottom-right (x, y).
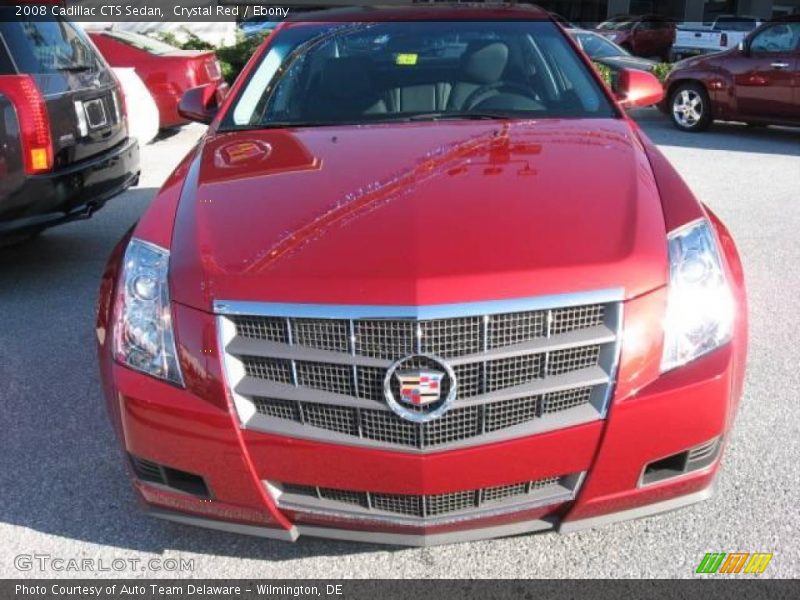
top-left (268, 473), bottom-right (583, 526)
top-left (216, 289), bottom-right (623, 453)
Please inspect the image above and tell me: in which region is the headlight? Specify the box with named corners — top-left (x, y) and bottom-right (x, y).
top-left (661, 219), bottom-right (734, 372)
top-left (113, 238), bottom-right (184, 385)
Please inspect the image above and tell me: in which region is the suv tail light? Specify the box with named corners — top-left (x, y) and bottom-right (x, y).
top-left (0, 75), bottom-right (53, 174)
top-left (720, 33), bottom-right (728, 47)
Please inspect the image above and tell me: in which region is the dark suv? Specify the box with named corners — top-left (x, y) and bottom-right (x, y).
top-left (0, 16), bottom-right (139, 244)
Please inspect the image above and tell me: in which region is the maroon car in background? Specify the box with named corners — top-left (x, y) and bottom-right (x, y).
top-left (89, 30), bottom-right (226, 129)
top-left (595, 15), bottom-right (676, 61)
top-left (662, 17), bottom-right (800, 132)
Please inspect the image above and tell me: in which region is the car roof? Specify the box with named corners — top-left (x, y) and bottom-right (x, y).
top-left (284, 3), bottom-right (551, 24)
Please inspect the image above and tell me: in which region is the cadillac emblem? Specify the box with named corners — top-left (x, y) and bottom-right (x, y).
top-left (384, 355), bottom-right (457, 423)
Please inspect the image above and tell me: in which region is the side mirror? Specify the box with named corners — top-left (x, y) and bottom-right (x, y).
top-left (737, 40), bottom-right (749, 55)
top-left (178, 84), bottom-right (220, 125)
top-left (615, 68), bottom-right (664, 109)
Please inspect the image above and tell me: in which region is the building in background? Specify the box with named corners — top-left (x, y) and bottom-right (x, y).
top-left (446, 0), bottom-right (800, 24)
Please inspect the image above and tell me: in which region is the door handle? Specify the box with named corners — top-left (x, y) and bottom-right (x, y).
top-left (770, 62), bottom-right (790, 69)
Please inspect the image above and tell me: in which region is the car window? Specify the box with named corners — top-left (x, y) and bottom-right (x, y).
top-left (224, 21), bottom-right (615, 130)
top-left (102, 31), bottom-right (179, 56)
top-left (574, 32), bottom-right (627, 58)
top-left (0, 36), bottom-right (15, 75)
top-left (597, 20), bottom-right (635, 31)
top-left (0, 19), bottom-right (99, 73)
top-left (749, 22), bottom-right (800, 53)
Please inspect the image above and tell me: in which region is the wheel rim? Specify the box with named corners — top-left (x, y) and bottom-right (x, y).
top-left (672, 89), bottom-right (704, 127)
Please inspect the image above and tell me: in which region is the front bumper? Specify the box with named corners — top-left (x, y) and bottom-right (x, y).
top-left (98, 286), bottom-right (743, 546)
top-left (0, 137), bottom-right (140, 236)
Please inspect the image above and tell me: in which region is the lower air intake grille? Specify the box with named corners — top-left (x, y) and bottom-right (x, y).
top-left (273, 473), bottom-right (580, 524)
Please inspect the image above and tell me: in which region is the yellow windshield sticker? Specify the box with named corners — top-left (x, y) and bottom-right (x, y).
top-left (395, 53), bottom-right (419, 66)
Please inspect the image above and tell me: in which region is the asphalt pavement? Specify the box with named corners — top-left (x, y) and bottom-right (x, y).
top-left (1, 113), bottom-right (798, 578)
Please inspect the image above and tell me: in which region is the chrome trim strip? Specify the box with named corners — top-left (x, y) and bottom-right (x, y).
top-left (599, 301), bottom-right (624, 419)
top-left (214, 288), bottom-right (625, 320)
top-left (559, 478), bottom-right (717, 534)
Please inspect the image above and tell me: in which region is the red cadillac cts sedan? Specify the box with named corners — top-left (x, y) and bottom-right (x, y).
top-left (97, 6), bottom-right (748, 546)
top-left (88, 29), bottom-right (225, 129)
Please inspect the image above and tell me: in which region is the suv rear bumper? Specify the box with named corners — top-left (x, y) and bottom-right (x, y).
top-left (0, 137), bottom-right (139, 236)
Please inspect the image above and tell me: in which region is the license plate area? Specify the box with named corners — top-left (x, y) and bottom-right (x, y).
top-left (83, 98), bottom-right (108, 129)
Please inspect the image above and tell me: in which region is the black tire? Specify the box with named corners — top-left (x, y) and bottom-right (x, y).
top-left (668, 82), bottom-right (712, 132)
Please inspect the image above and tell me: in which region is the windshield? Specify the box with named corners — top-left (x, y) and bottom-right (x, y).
top-left (103, 30), bottom-right (179, 55)
top-left (224, 21), bottom-right (615, 130)
top-left (597, 20), bottom-right (635, 31)
top-left (573, 32), bottom-right (628, 58)
top-left (713, 18), bottom-right (758, 32)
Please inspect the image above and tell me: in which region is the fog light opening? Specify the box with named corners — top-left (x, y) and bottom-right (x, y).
top-left (640, 437), bottom-right (722, 487)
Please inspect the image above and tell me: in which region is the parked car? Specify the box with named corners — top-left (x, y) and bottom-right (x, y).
top-left (88, 29), bottom-right (226, 129)
top-left (97, 5), bottom-right (746, 546)
top-left (0, 16), bottom-right (139, 245)
top-left (595, 15), bottom-right (676, 61)
top-left (569, 28), bottom-right (658, 73)
top-left (672, 15), bottom-right (761, 61)
top-left (662, 17), bottom-right (800, 131)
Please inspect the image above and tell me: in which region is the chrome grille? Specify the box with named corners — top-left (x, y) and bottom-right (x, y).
top-left (293, 319), bottom-right (350, 353)
top-left (235, 316), bottom-right (287, 343)
top-left (219, 291), bottom-right (622, 452)
top-left (253, 387), bottom-right (594, 450)
top-left (295, 362), bottom-right (353, 396)
top-left (488, 310), bottom-right (546, 348)
top-left (273, 474), bottom-right (580, 524)
top-left (242, 357), bottom-right (292, 384)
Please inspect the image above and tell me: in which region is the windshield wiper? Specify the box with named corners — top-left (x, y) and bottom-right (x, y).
top-left (404, 112), bottom-right (512, 122)
top-left (222, 113), bottom-right (512, 132)
top-left (54, 64), bottom-right (94, 73)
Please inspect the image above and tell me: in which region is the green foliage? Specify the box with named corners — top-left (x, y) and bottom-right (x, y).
top-left (651, 62), bottom-right (673, 83)
top-left (215, 32), bottom-right (271, 84)
top-left (155, 29), bottom-right (272, 85)
top-left (593, 62), bottom-right (614, 87)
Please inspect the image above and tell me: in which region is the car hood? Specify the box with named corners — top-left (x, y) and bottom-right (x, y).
top-left (596, 55), bottom-right (657, 72)
top-left (672, 48), bottom-right (735, 70)
top-left (170, 119), bottom-right (668, 311)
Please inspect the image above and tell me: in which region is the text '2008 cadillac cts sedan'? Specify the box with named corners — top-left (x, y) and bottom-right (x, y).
top-left (96, 5), bottom-right (748, 546)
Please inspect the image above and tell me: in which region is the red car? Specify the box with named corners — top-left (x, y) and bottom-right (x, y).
top-left (662, 17), bottom-right (800, 132)
top-left (88, 29), bottom-right (225, 129)
top-left (97, 6), bottom-right (747, 546)
top-left (595, 15), bottom-right (676, 61)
